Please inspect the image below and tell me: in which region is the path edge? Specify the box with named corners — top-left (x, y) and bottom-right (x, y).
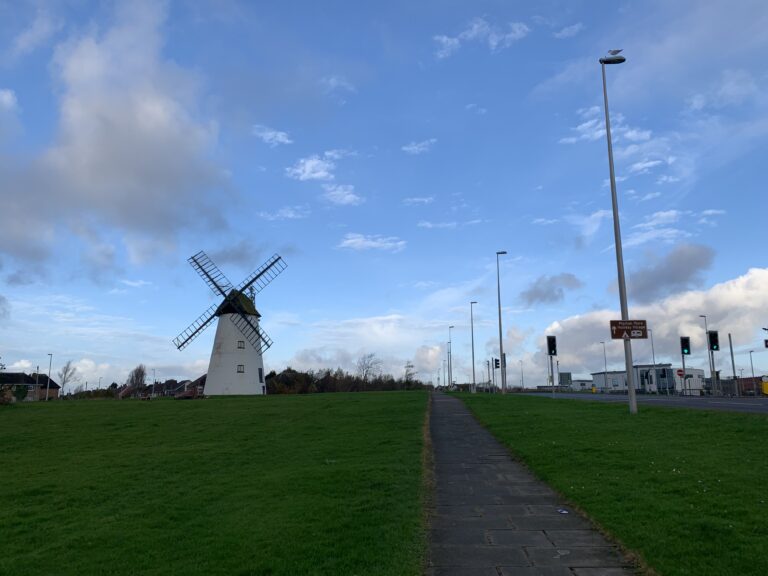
top-left (419, 391), bottom-right (435, 575)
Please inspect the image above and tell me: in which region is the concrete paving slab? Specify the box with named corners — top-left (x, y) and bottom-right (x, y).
top-left (427, 393), bottom-right (636, 575)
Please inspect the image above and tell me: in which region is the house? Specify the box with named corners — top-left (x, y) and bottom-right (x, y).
top-left (0, 372), bottom-right (61, 401)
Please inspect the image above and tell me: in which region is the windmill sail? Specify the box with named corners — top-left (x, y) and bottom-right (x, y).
top-left (173, 303), bottom-right (219, 350)
top-left (236, 254), bottom-right (286, 294)
top-left (189, 251), bottom-right (234, 297)
top-left (230, 311), bottom-right (273, 355)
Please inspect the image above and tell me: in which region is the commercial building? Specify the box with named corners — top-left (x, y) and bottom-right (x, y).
top-left (591, 364), bottom-right (705, 395)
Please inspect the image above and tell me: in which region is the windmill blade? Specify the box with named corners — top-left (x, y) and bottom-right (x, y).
top-left (230, 312), bottom-right (273, 355)
top-left (188, 251), bottom-right (233, 298)
top-left (173, 303), bottom-right (219, 350)
top-left (236, 254), bottom-right (287, 294)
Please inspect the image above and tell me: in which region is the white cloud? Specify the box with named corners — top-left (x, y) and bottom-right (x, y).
top-left (403, 196), bottom-right (434, 206)
top-left (629, 159), bottom-right (664, 174)
top-left (322, 184), bottom-right (363, 206)
top-left (417, 221), bottom-right (457, 229)
top-left (320, 75), bottom-right (356, 94)
top-left (566, 209), bottom-right (612, 241)
top-left (532, 218), bottom-right (558, 225)
top-left (540, 268), bottom-right (768, 379)
top-left (402, 138), bottom-right (437, 155)
top-left (624, 129), bottom-right (652, 141)
top-left (119, 279), bottom-right (152, 288)
top-left (634, 210), bottom-right (682, 229)
top-left (252, 124), bottom-right (293, 147)
top-left (465, 103), bottom-right (488, 115)
top-left (434, 17), bottom-right (529, 59)
top-left (701, 209), bottom-right (725, 216)
top-left (553, 23), bottom-right (584, 39)
top-left (0, 1), bottom-right (224, 270)
top-left (0, 89), bottom-right (18, 111)
top-left (639, 192), bottom-right (661, 201)
top-left (286, 154), bottom-right (336, 181)
top-left (12, 8), bottom-right (60, 57)
top-left (258, 205), bottom-right (310, 221)
top-left (337, 233), bottom-right (406, 252)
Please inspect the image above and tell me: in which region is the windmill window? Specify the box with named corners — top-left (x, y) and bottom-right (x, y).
top-left (237, 365), bottom-right (245, 373)
top-left (259, 368), bottom-right (264, 383)
top-left (237, 340), bottom-right (245, 349)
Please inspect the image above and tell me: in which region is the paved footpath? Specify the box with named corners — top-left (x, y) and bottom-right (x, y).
top-left (427, 393), bottom-right (637, 576)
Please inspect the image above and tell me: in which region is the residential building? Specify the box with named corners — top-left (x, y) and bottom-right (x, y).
top-left (0, 372), bottom-right (61, 401)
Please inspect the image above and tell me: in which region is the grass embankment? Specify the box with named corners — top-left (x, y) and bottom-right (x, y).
top-left (459, 394), bottom-right (768, 576)
top-left (0, 392), bottom-right (428, 576)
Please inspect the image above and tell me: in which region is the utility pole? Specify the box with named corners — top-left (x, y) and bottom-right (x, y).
top-left (728, 333), bottom-right (739, 397)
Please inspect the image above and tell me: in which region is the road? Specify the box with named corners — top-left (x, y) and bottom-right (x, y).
top-left (518, 392), bottom-right (768, 414)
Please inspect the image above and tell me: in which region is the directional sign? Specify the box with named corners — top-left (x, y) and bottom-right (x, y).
top-left (609, 319), bottom-right (648, 340)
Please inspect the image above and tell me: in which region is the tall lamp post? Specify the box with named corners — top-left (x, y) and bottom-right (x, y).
top-left (749, 350), bottom-right (755, 379)
top-left (600, 49), bottom-right (637, 414)
top-left (648, 328), bottom-right (659, 394)
top-left (470, 302), bottom-right (477, 393)
top-left (448, 325), bottom-right (454, 388)
top-left (46, 353), bottom-right (53, 401)
top-left (600, 341), bottom-right (608, 392)
top-left (496, 251), bottom-right (507, 393)
top-left (519, 359), bottom-right (524, 388)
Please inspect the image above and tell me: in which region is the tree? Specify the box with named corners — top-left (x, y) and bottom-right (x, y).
top-left (57, 360), bottom-right (80, 393)
top-left (403, 361), bottom-right (417, 386)
top-left (127, 364), bottom-right (147, 394)
top-left (356, 353), bottom-right (383, 385)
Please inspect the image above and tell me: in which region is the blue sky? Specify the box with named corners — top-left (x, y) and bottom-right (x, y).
top-left (1, 0), bottom-right (767, 390)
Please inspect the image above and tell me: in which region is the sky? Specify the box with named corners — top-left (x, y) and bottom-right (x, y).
top-left (1, 0), bottom-right (767, 392)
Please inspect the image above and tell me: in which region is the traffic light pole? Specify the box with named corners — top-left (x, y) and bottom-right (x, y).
top-left (728, 333), bottom-right (739, 397)
top-left (681, 353), bottom-right (687, 396)
top-left (550, 354), bottom-right (555, 398)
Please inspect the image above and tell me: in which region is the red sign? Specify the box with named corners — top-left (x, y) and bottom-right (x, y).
top-left (676, 369), bottom-right (684, 377)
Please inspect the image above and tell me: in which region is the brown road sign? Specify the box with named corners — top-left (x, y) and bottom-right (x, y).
top-left (610, 319), bottom-right (648, 339)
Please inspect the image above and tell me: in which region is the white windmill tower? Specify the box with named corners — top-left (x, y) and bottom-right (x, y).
top-left (173, 251), bottom-right (287, 395)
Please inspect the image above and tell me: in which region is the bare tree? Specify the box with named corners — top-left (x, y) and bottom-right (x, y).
top-left (127, 364), bottom-right (147, 395)
top-left (57, 360), bottom-right (80, 393)
top-left (356, 353), bottom-right (382, 384)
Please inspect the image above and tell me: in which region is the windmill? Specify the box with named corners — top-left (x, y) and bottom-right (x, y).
top-left (173, 251), bottom-right (287, 395)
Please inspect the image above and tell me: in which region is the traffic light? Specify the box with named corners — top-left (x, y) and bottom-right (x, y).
top-left (680, 336), bottom-right (691, 355)
top-left (764, 339), bottom-right (768, 348)
top-left (708, 330), bottom-right (720, 351)
top-left (547, 335), bottom-right (557, 356)
top-left (494, 358), bottom-right (500, 369)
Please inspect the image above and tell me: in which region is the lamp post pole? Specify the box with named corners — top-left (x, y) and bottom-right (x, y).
top-left (750, 350), bottom-right (755, 379)
top-left (649, 328), bottom-right (659, 394)
top-left (519, 359), bottom-right (524, 388)
top-left (448, 325), bottom-right (454, 388)
top-left (600, 341), bottom-right (608, 392)
top-left (470, 302), bottom-right (477, 393)
top-left (46, 353), bottom-right (53, 401)
top-left (496, 251), bottom-right (507, 393)
top-left (600, 50), bottom-right (637, 414)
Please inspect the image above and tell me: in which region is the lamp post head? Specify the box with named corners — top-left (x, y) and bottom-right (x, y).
top-left (496, 250), bottom-right (507, 255)
top-left (699, 314), bottom-right (706, 318)
top-left (600, 50), bottom-right (625, 65)
top-left (471, 300), bottom-right (477, 304)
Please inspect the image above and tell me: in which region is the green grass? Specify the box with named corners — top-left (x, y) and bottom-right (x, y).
top-left (0, 392), bottom-right (428, 576)
top-left (458, 394), bottom-right (768, 576)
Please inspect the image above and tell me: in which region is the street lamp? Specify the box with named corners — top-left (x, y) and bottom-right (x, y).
top-left (519, 359), bottom-right (524, 388)
top-left (600, 341), bottom-right (608, 392)
top-left (470, 302), bottom-right (477, 393)
top-left (648, 328), bottom-right (659, 394)
top-left (448, 325), bottom-right (454, 389)
top-left (600, 49), bottom-right (637, 414)
top-left (496, 250), bottom-right (507, 393)
top-left (46, 353), bottom-right (53, 401)
top-left (749, 350), bottom-right (755, 379)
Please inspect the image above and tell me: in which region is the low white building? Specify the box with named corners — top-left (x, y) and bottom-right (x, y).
top-left (591, 364), bottom-right (705, 395)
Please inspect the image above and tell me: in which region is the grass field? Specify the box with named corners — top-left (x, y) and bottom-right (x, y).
top-left (0, 392), bottom-right (429, 576)
top-left (458, 393), bottom-right (768, 576)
